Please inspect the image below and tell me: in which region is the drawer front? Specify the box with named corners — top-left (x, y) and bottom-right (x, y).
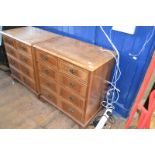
top-left (39, 75), bottom-right (57, 93)
top-left (60, 87), bottom-right (85, 110)
top-left (38, 63), bottom-right (57, 81)
top-left (59, 74), bottom-right (87, 97)
top-left (21, 75), bottom-right (35, 90)
top-left (3, 36), bottom-right (15, 47)
top-left (19, 63), bottom-right (34, 79)
top-left (59, 60), bottom-right (89, 82)
top-left (40, 86), bottom-right (57, 105)
top-left (37, 50), bottom-right (58, 68)
top-left (61, 99), bottom-right (83, 122)
top-left (10, 67), bottom-right (21, 80)
top-left (18, 53), bottom-right (33, 67)
top-left (16, 41), bottom-right (31, 57)
top-left (5, 44), bottom-right (17, 58)
top-left (8, 56), bottom-right (20, 70)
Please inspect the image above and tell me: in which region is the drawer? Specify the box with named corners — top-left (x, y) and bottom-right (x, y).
top-left (60, 87), bottom-right (85, 110)
top-left (10, 67), bottom-right (21, 80)
top-left (40, 86), bottom-right (57, 105)
top-left (21, 75), bottom-right (35, 90)
top-left (37, 50), bottom-right (58, 68)
top-left (3, 36), bottom-right (15, 47)
top-left (16, 41), bottom-right (32, 57)
top-left (5, 44), bottom-right (17, 58)
top-left (61, 99), bottom-right (83, 122)
top-left (39, 75), bottom-right (57, 93)
top-left (18, 53), bottom-right (33, 67)
top-left (59, 74), bottom-right (87, 97)
top-left (38, 63), bottom-right (57, 81)
top-left (8, 56), bottom-right (20, 70)
top-left (19, 63), bottom-right (34, 79)
top-left (59, 60), bottom-right (89, 82)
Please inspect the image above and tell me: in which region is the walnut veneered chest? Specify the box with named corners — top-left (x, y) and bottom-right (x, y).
top-left (33, 37), bottom-right (115, 127)
top-left (2, 27), bottom-right (60, 94)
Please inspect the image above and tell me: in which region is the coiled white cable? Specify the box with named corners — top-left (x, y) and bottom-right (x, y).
top-left (100, 26), bottom-right (121, 110)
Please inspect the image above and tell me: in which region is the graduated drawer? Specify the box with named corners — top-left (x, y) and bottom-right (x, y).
top-left (40, 86), bottom-right (57, 105)
top-left (5, 44), bottom-right (17, 58)
top-left (18, 53), bottom-right (33, 67)
top-left (61, 99), bottom-right (83, 122)
top-left (39, 75), bottom-right (57, 93)
top-left (7, 56), bottom-right (20, 70)
top-left (59, 60), bottom-right (89, 82)
top-left (16, 40), bottom-right (32, 57)
top-left (19, 63), bottom-right (34, 79)
top-left (10, 66), bottom-right (22, 80)
top-left (21, 75), bottom-right (35, 90)
top-left (38, 63), bottom-right (57, 81)
top-left (36, 50), bottom-right (58, 68)
top-left (3, 36), bottom-right (15, 47)
top-left (60, 87), bottom-right (85, 110)
top-left (59, 73), bottom-right (87, 97)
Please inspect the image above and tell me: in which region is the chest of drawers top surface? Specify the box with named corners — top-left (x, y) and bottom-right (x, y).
top-left (33, 37), bottom-right (115, 71)
top-left (2, 27), bottom-right (60, 45)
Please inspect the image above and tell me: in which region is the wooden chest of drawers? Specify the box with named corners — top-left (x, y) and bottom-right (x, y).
top-left (2, 27), bottom-right (60, 94)
top-left (33, 37), bottom-right (115, 127)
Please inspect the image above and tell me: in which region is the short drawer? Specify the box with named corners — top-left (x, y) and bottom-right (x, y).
top-left (16, 40), bottom-right (32, 57)
top-left (10, 67), bottom-right (21, 80)
top-left (39, 75), bottom-right (57, 93)
top-left (59, 60), bottom-right (89, 82)
top-left (60, 87), bottom-right (85, 110)
top-left (18, 53), bottom-right (33, 67)
top-left (3, 36), bottom-right (15, 47)
top-left (59, 73), bottom-right (87, 97)
top-left (40, 86), bottom-right (57, 105)
top-left (8, 56), bottom-right (20, 70)
top-left (19, 63), bottom-right (34, 79)
top-left (37, 50), bottom-right (58, 68)
top-left (61, 99), bottom-right (83, 122)
top-left (21, 75), bottom-right (35, 90)
top-left (38, 63), bottom-right (57, 81)
top-left (5, 44), bottom-right (17, 58)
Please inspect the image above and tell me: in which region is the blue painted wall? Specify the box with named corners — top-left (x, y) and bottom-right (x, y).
top-left (36, 26), bottom-right (155, 118)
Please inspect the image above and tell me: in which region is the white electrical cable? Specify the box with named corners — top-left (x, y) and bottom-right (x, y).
top-left (129, 27), bottom-right (155, 58)
top-left (100, 26), bottom-right (121, 110)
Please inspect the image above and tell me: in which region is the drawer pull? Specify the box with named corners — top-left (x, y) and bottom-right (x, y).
top-left (43, 55), bottom-right (48, 61)
top-left (68, 108), bottom-right (74, 113)
top-left (69, 68), bottom-right (77, 75)
top-left (44, 69), bottom-right (49, 74)
top-left (69, 95), bottom-right (75, 101)
top-left (69, 82), bottom-right (75, 88)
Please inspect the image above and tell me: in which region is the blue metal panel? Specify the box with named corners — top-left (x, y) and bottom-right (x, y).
top-left (36, 26), bottom-right (155, 118)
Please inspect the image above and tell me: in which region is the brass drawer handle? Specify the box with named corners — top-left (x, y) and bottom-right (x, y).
top-left (69, 95), bottom-right (75, 101)
top-left (68, 108), bottom-right (74, 113)
top-left (69, 68), bottom-right (77, 75)
top-left (69, 82), bottom-right (75, 88)
top-left (44, 69), bottom-right (49, 74)
top-left (43, 55), bottom-right (48, 61)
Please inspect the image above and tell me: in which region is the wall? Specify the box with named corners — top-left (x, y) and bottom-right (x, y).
top-left (37, 26), bottom-right (155, 118)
